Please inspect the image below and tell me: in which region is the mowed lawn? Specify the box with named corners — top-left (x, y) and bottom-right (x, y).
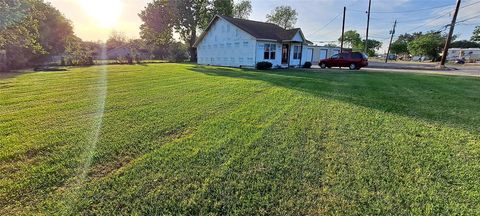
top-left (1, 63), bottom-right (480, 215)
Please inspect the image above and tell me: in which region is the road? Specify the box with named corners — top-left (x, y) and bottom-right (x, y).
top-left (312, 61), bottom-right (480, 77)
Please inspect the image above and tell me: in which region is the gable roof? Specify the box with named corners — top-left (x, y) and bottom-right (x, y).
top-left (194, 15), bottom-right (308, 47)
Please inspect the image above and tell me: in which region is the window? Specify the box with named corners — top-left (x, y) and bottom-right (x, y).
top-left (235, 29), bottom-right (239, 37)
top-left (226, 43), bottom-right (232, 48)
top-left (239, 57), bottom-right (244, 63)
top-left (263, 44), bottom-right (276, 60)
top-left (243, 41), bottom-right (249, 47)
top-left (330, 54), bottom-right (340, 59)
top-left (234, 42), bottom-right (240, 47)
top-left (293, 45), bottom-right (301, 59)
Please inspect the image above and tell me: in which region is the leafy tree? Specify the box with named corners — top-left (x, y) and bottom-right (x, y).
top-left (408, 31), bottom-right (445, 60)
top-left (168, 42), bottom-right (189, 62)
top-left (338, 30), bottom-right (362, 49)
top-left (173, 0), bottom-right (209, 61)
top-left (139, 0), bottom-right (250, 62)
top-left (388, 32), bottom-right (424, 56)
top-left (390, 41), bottom-right (409, 55)
top-left (138, 0), bottom-right (174, 47)
top-left (358, 39), bottom-right (382, 56)
top-left (211, 0), bottom-right (234, 17)
top-left (65, 36), bottom-right (98, 65)
top-left (450, 40), bottom-right (480, 48)
top-left (471, 26), bottom-right (480, 42)
top-left (233, 0), bottom-right (252, 19)
top-left (0, 0), bottom-right (75, 69)
top-left (106, 31), bottom-right (128, 50)
top-left (266, 6), bottom-right (298, 29)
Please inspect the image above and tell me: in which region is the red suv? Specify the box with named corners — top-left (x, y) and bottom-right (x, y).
top-left (319, 52), bottom-right (368, 70)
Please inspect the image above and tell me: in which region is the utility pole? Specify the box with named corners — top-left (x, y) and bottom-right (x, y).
top-left (364, 0), bottom-right (372, 54)
top-left (385, 20), bottom-right (397, 63)
top-left (340, 6), bottom-right (346, 53)
top-left (440, 0), bottom-right (461, 67)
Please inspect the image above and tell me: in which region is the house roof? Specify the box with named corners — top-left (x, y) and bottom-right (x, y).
top-left (194, 15), bottom-right (309, 47)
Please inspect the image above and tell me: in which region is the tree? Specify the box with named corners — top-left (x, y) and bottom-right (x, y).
top-left (138, 0), bottom-right (174, 48)
top-left (266, 6), bottom-right (298, 29)
top-left (173, 0), bottom-right (209, 61)
top-left (211, 0), bottom-right (234, 17)
top-left (390, 41), bottom-right (409, 55)
top-left (408, 31), bottom-right (445, 61)
top-left (471, 26), bottom-right (480, 42)
top-left (140, 0), bottom-right (246, 62)
top-left (450, 40), bottom-right (480, 48)
top-left (65, 36), bottom-right (98, 65)
top-left (106, 31), bottom-right (128, 50)
top-left (167, 42), bottom-right (189, 62)
top-left (0, 0), bottom-right (75, 69)
top-left (233, 0), bottom-right (252, 19)
top-left (338, 30), bottom-right (362, 49)
top-left (359, 39), bottom-right (382, 57)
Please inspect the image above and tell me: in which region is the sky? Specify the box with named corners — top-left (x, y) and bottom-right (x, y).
top-left (47, 0), bottom-right (480, 52)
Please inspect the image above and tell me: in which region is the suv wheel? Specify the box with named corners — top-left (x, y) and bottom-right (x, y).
top-left (349, 63), bottom-right (357, 70)
top-left (320, 63), bottom-right (327, 69)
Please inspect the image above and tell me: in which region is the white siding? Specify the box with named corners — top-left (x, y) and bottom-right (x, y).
top-left (310, 46), bottom-right (341, 64)
top-left (291, 31), bottom-right (303, 42)
top-left (255, 41), bottom-right (282, 67)
top-left (197, 18), bottom-right (256, 67)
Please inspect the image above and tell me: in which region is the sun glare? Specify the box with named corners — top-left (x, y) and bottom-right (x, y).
top-left (78, 0), bottom-right (123, 29)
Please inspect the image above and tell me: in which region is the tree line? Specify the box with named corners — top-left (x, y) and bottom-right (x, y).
top-left (337, 30), bottom-right (383, 57)
top-left (389, 27), bottom-right (480, 61)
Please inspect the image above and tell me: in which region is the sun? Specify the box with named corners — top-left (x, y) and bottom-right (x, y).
top-left (78, 0), bottom-right (123, 29)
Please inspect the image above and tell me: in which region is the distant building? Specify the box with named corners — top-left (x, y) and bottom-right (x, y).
top-left (447, 48), bottom-right (480, 62)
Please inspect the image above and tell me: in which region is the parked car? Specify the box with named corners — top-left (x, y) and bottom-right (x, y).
top-left (319, 52), bottom-right (368, 70)
top-left (455, 58), bottom-right (466, 64)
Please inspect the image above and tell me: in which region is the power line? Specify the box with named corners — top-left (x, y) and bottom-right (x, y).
top-left (349, 3), bottom-right (454, 14)
top-left (308, 12), bottom-right (342, 36)
top-left (404, 1), bottom-right (480, 33)
top-left (457, 14), bottom-right (480, 23)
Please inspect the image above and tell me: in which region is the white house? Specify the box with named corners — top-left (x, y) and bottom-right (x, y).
top-left (447, 48), bottom-right (480, 62)
top-left (308, 45), bottom-right (341, 65)
top-left (194, 15), bottom-right (313, 68)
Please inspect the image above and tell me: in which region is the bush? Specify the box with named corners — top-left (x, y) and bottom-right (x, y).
top-left (256, 61), bottom-right (272, 70)
top-left (303, 62), bottom-right (312, 68)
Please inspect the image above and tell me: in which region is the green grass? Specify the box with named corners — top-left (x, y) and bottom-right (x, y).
top-left (1, 64), bottom-right (479, 215)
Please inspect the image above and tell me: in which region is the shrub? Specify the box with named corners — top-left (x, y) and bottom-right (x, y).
top-left (256, 61), bottom-right (272, 70)
top-left (303, 62), bottom-right (312, 68)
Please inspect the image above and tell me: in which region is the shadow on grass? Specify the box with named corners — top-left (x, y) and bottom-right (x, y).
top-left (190, 65), bottom-right (480, 132)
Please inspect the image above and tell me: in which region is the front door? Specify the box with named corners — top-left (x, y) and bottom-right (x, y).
top-left (282, 44), bottom-right (289, 64)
